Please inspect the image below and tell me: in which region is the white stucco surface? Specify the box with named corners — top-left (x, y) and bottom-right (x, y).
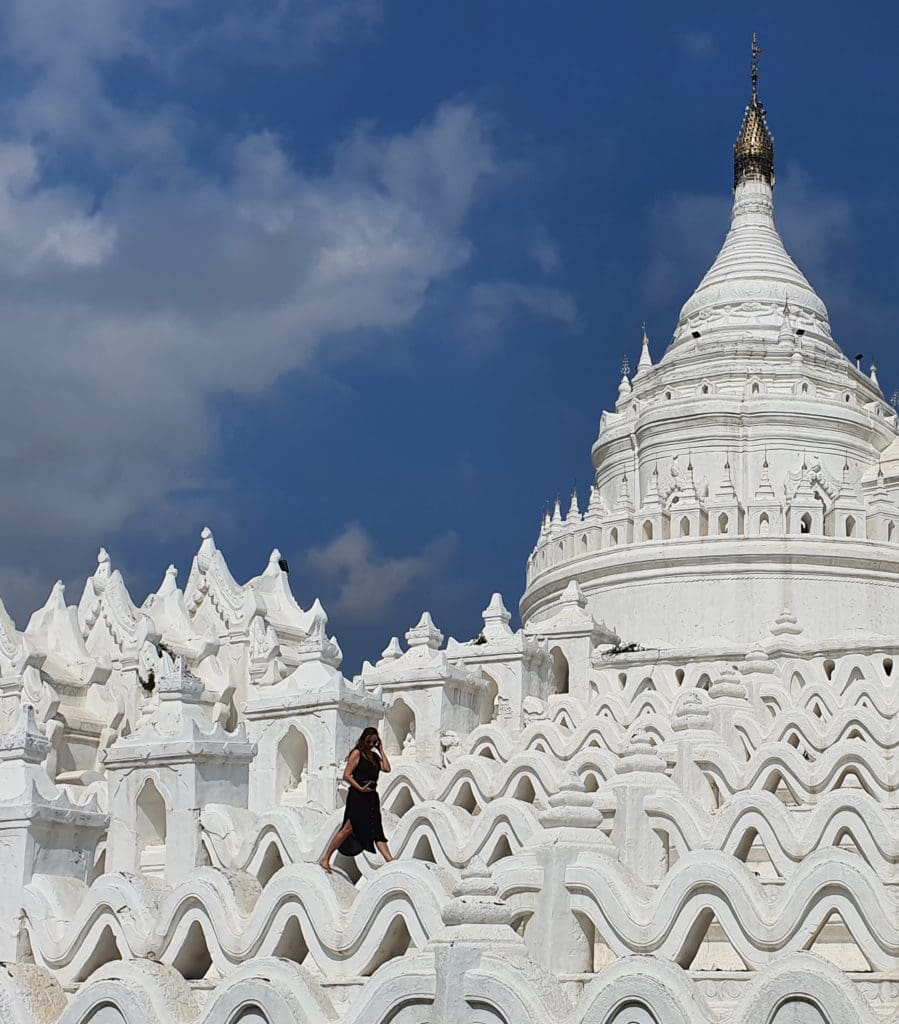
top-left (0, 69), bottom-right (896, 1024)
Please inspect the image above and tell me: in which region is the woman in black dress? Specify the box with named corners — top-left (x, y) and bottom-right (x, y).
top-left (319, 727), bottom-right (394, 872)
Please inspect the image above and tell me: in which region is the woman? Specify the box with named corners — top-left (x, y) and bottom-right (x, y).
top-left (319, 727), bottom-right (394, 873)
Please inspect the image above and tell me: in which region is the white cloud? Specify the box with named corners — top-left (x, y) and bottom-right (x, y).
top-left (680, 31), bottom-right (716, 57)
top-left (175, 0), bottom-right (384, 67)
top-left (305, 524), bottom-right (457, 621)
top-left (463, 280), bottom-right (581, 339)
top-left (774, 163), bottom-right (852, 287)
top-left (0, 104), bottom-right (497, 562)
top-left (0, 1), bottom-right (382, 161)
top-left (528, 237), bottom-right (561, 276)
top-left (0, 1), bottom-right (563, 624)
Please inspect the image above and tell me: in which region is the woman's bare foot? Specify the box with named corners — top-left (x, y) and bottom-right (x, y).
top-left (319, 859), bottom-right (333, 873)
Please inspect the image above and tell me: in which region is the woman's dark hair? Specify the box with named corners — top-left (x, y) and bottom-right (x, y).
top-left (353, 727), bottom-right (380, 758)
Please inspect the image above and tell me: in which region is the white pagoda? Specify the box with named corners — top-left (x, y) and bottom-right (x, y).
top-left (1, 37), bottom-right (897, 1024)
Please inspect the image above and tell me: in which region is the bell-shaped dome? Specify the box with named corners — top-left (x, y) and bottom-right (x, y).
top-left (668, 37), bottom-right (832, 354)
top-left (673, 179), bottom-right (830, 344)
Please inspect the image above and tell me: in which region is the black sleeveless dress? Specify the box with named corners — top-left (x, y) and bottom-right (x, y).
top-left (338, 752), bottom-right (387, 856)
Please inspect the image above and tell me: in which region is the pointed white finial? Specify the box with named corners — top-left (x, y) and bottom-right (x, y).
top-left (618, 366), bottom-right (632, 400)
top-left (539, 510), bottom-right (550, 539)
top-left (777, 300), bottom-right (794, 348)
top-left (586, 484), bottom-right (605, 519)
top-left (870, 362), bottom-right (880, 388)
top-left (561, 580), bottom-right (586, 608)
top-left (157, 564), bottom-right (178, 597)
top-left (380, 636), bottom-right (403, 662)
top-left (567, 489), bottom-right (580, 520)
top-left (637, 325), bottom-right (653, 370)
top-left (482, 592), bottom-right (513, 640)
top-left (406, 612), bottom-right (443, 650)
top-left (616, 473), bottom-right (632, 511)
top-left (308, 597), bottom-right (328, 628)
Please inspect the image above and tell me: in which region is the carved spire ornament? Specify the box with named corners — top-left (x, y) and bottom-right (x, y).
top-left (637, 324), bottom-right (653, 371)
top-left (734, 33), bottom-right (774, 188)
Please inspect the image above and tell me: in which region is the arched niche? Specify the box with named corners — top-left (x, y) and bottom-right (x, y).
top-left (231, 1010), bottom-right (271, 1024)
top-left (81, 1008), bottom-right (128, 1024)
top-left (608, 1003), bottom-right (660, 1024)
top-left (275, 726), bottom-right (309, 802)
top-left (135, 779), bottom-right (167, 875)
top-left (550, 646), bottom-right (570, 694)
top-left (480, 673), bottom-right (499, 724)
top-left (385, 698), bottom-right (416, 756)
top-left (769, 998), bottom-right (828, 1023)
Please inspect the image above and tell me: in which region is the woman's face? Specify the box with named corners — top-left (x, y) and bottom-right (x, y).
top-left (365, 733), bottom-right (380, 750)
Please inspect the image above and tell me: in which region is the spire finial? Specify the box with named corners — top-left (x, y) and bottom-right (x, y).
top-left (751, 32), bottom-right (761, 103)
top-left (734, 35), bottom-right (774, 189)
top-left (637, 324), bottom-right (653, 371)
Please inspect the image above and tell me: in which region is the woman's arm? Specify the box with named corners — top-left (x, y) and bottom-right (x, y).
top-left (342, 750), bottom-right (369, 791)
top-left (377, 743), bottom-right (391, 773)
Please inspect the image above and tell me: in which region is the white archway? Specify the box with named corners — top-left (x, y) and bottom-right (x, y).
top-left (135, 779), bottom-right (167, 876)
top-left (480, 674), bottom-right (499, 724)
top-left (275, 726), bottom-right (309, 802)
top-left (550, 646), bottom-right (570, 694)
top-left (385, 699), bottom-right (416, 756)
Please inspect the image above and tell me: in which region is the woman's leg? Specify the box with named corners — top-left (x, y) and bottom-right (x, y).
top-left (375, 840), bottom-right (394, 863)
top-left (319, 822), bottom-right (353, 872)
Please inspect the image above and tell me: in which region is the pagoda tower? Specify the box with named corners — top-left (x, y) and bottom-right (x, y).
top-left (523, 35), bottom-right (899, 654)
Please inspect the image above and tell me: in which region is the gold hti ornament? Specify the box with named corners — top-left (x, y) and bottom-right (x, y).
top-left (734, 33), bottom-right (774, 189)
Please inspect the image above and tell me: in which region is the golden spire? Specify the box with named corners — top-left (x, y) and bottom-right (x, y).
top-left (734, 33), bottom-right (774, 189)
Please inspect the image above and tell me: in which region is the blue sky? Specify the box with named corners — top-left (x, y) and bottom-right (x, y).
top-left (3, 2), bottom-right (899, 669)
